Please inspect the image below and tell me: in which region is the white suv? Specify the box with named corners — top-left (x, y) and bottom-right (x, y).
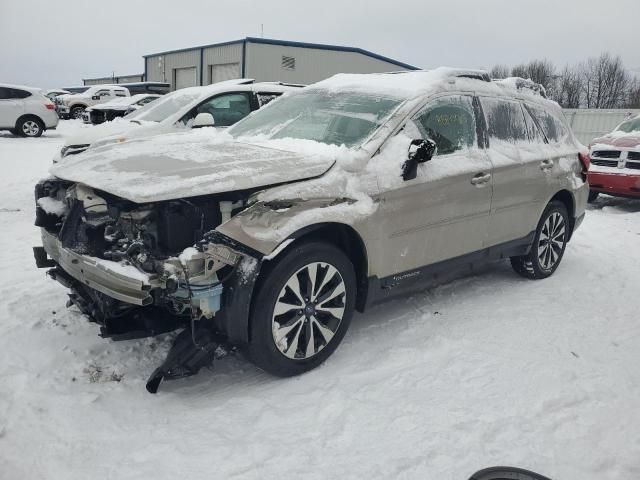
top-left (0, 84), bottom-right (58, 137)
top-left (55, 85), bottom-right (130, 119)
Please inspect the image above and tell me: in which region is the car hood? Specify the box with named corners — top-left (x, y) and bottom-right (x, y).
top-left (591, 134), bottom-right (640, 149)
top-left (49, 130), bottom-right (335, 203)
top-left (61, 120), bottom-right (156, 147)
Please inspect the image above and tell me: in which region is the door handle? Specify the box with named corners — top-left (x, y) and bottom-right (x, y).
top-left (471, 173), bottom-right (491, 185)
top-left (540, 159), bottom-right (554, 171)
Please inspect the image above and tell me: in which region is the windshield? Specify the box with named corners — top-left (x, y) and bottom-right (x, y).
top-left (228, 89), bottom-right (403, 148)
top-left (616, 116), bottom-right (640, 133)
top-left (127, 90), bottom-right (201, 123)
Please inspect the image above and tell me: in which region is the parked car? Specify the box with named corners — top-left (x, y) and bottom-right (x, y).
top-left (54, 79), bottom-right (302, 161)
top-left (54, 85), bottom-right (130, 119)
top-left (33, 68), bottom-right (588, 391)
top-left (44, 89), bottom-right (70, 101)
top-left (61, 86), bottom-right (90, 94)
top-left (587, 114), bottom-right (640, 201)
top-left (0, 83), bottom-right (58, 137)
top-left (117, 81), bottom-right (170, 95)
top-left (82, 94), bottom-right (161, 124)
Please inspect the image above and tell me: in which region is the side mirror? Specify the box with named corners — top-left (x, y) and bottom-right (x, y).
top-left (192, 112), bottom-right (215, 128)
top-left (91, 95), bottom-right (100, 100)
top-left (402, 138), bottom-right (437, 181)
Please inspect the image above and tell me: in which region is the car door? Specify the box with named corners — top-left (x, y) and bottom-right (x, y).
top-left (372, 94), bottom-right (493, 279)
top-left (180, 92), bottom-right (252, 127)
top-left (479, 96), bottom-right (546, 246)
top-left (0, 88), bottom-right (25, 128)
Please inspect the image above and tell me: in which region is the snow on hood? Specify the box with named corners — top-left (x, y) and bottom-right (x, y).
top-left (591, 131), bottom-right (640, 149)
top-left (60, 119), bottom-right (159, 148)
top-left (49, 129), bottom-right (336, 203)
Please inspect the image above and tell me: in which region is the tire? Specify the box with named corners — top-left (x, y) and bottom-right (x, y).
top-left (16, 117), bottom-right (43, 137)
top-left (70, 106), bottom-right (85, 119)
top-left (8, 128), bottom-right (19, 136)
top-left (587, 190), bottom-right (599, 203)
top-left (510, 201), bottom-right (569, 280)
top-left (248, 241), bottom-right (356, 377)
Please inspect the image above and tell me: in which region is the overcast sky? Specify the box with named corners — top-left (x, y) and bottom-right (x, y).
top-left (1, 0), bottom-right (638, 88)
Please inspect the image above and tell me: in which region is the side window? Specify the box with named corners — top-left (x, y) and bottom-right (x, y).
top-left (527, 105), bottom-right (569, 144)
top-left (0, 88), bottom-right (9, 99)
top-left (256, 92), bottom-right (281, 107)
top-left (95, 90), bottom-right (111, 98)
top-left (413, 95), bottom-right (476, 156)
top-left (480, 97), bottom-right (527, 142)
top-left (114, 89), bottom-right (127, 97)
top-left (10, 88), bottom-right (30, 99)
top-left (521, 104), bottom-right (545, 143)
top-left (194, 92), bottom-right (251, 127)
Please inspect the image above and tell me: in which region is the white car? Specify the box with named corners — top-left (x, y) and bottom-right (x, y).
top-left (82, 94), bottom-right (161, 125)
top-left (44, 89), bottom-right (71, 101)
top-left (56, 79), bottom-right (303, 161)
top-left (0, 84), bottom-right (58, 137)
top-left (54, 85), bottom-right (130, 119)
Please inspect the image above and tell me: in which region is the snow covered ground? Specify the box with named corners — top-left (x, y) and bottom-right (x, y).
top-left (1, 121), bottom-right (639, 480)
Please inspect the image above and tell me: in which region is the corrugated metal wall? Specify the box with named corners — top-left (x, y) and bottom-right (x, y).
top-left (245, 43), bottom-right (409, 84)
top-left (563, 109), bottom-right (640, 145)
top-left (145, 49), bottom-right (201, 90)
top-left (202, 43), bottom-right (243, 84)
top-left (83, 74), bottom-right (143, 86)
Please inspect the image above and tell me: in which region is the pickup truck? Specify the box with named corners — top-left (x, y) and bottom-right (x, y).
top-left (54, 85), bottom-right (130, 119)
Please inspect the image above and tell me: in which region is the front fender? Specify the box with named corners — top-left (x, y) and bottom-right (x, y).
top-left (215, 197), bottom-right (375, 256)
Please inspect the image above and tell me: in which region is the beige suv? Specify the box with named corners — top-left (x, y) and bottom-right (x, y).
top-left (33, 68), bottom-right (588, 391)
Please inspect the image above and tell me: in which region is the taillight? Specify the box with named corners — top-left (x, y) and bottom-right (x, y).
top-left (45, 103), bottom-right (55, 110)
top-left (578, 152), bottom-right (590, 171)
top-left (578, 152), bottom-right (590, 182)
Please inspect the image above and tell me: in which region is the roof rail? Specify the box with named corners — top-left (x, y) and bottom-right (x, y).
top-left (260, 81), bottom-right (306, 88)
top-left (495, 77), bottom-right (547, 98)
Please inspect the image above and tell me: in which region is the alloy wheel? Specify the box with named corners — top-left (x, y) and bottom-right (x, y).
top-left (22, 120), bottom-right (40, 137)
top-left (271, 262), bottom-right (346, 360)
top-left (537, 211), bottom-right (566, 271)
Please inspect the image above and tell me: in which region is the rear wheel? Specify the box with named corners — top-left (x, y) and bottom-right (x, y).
top-left (587, 190), bottom-right (599, 203)
top-left (17, 117), bottom-right (43, 137)
top-left (248, 241), bottom-right (356, 377)
top-left (510, 201), bottom-right (569, 280)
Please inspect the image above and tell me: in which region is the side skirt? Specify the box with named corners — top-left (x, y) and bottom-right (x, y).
top-left (365, 232), bottom-right (535, 308)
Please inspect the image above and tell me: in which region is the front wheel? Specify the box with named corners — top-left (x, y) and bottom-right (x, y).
top-left (70, 106), bottom-right (85, 119)
top-left (248, 241), bottom-right (356, 377)
top-left (510, 201), bottom-right (569, 280)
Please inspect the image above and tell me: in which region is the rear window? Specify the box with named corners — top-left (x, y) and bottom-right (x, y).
top-left (0, 88), bottom-right (31, 99)
top-left (526, 104), bottom-right (570, 144)
top-left (481, 97), bottom-right (527, 142)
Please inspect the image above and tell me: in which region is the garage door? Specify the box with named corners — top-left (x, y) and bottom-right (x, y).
top-left (174, 67), bottom-right (197, 90)
top-left (210, 63), bottom-right (241, 84)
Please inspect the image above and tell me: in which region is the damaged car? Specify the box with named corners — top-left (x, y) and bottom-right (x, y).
top-left (33, 68), bottom-right (588, 392)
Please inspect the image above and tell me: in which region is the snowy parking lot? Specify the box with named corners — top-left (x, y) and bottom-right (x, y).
top-left (1, 122), bottom-right (639, 480)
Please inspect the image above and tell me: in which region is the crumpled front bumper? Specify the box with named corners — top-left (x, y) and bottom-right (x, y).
top-left (37, 229), bottom-right (160, 306)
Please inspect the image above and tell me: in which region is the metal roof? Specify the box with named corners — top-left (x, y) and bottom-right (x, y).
top-left (142, 37), bottom-right (418, 71)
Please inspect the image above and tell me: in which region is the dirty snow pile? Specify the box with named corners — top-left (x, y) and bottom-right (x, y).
top-left (1, 121), bottom-right (640, 480)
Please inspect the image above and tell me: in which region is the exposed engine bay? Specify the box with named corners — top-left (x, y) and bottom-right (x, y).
top-left (34, 178), bottom-right (254, 335)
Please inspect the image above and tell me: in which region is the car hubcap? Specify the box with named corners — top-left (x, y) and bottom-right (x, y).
top-left (537, 212), bottom-right (565, 270)
top-left (271, 262), bottom-right (346, 360)
top-left (72, 109), bottom-right (83, 118)
top-left (22, 121), bottom-right (39, 136)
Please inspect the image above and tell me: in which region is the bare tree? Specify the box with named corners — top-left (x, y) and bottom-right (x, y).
top-left (489, 64), bottom-right (510, 79)
top-left (626, 78), bottom-right (640, 108)
top-left (556, 65), bottom-right (583, 108)
top-left (581, 53), bottom-right (630, 108)
top-left (510, 60), bottom-right (557, 98)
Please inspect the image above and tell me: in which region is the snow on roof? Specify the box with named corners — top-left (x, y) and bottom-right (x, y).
top-left (0, 83), bottom-right (44, 93)
top-left (309, 67), bottom-right (551, 104)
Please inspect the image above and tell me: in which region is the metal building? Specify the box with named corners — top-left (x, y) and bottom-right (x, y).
top-left (83, 74), bottom-right (145, 86)
top-left (143, 37), bottom-right (418, 90)
top-left (563, 108), bottom-right (640, 145)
